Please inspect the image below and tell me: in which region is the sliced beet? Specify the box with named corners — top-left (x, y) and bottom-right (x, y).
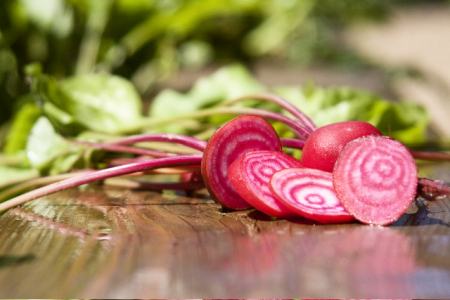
top-left (333, 135), bottom-right (418, 225)
top-left (201, 115), bottom-right (282, 210)
top-left (228, 150), bottom-right (303, 218)
top-left (269, 168), bottom-right (355, 224)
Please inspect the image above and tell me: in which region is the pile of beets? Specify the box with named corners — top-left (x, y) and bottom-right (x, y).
top-left (3, 93), bottom-right (448, 226)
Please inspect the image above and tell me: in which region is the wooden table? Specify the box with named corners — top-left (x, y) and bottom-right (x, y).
top-left (1, 161), bottom-right (450, 298)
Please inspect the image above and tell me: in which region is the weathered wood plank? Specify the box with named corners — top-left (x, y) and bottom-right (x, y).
top-left (0, 174), bottom-right (450, 298)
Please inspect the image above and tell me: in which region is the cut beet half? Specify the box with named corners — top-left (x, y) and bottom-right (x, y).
top-left (201, 115), bottom-right (282, 210)
top-left (228, 150), bottom-right (303, 218)
top-left (333, 135), bottom-right (418, 226)
top-left (269, 168), bottom-right (355, 224)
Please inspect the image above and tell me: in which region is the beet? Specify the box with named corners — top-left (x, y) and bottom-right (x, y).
top-left (269, 168), bottom-right (355, 224)
top-left (228, 150), bottom-right (303, 218)
top-left (201, 115), bottom-right (282, 210)
top-left (300, 121), bottom-right (382, 172)
top-left (333, 135), bottom-right (418, 225)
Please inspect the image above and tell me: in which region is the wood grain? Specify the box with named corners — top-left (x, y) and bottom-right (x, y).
top-left (1, 170), bottom-right (450, 298)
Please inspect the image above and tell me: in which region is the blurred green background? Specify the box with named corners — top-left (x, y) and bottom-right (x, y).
top-left (0, 0), bottom-right (447, 129)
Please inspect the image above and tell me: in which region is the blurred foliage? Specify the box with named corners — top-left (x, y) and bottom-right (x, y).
top-left (0, 0), bottom-right (447, 131)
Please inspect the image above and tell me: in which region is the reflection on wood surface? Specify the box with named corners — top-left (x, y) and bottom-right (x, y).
top-left (0, 180), bottom-right (450, 298)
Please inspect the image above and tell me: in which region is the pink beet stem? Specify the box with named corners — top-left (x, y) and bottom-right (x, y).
top-left (230, 92), bottom-right (317, 133)
top-left (418, 177), bottom-right (450, 200)
top-left (280, 138), bottom-right (305, 149)
top-left (410, 150), bottom-right (450, 161)
top-left (0, 154), bottom-right (203, 212)
top-left (131, 107), bottom-right (311, 140)
top-left (220, 107), bottom-right (310, 140)
top-left (104, 177), bottom-right (205, 190)
top-left (69, 140), bottom-right (178, 158)
top-left (109, 133), bottom-right (207, 151)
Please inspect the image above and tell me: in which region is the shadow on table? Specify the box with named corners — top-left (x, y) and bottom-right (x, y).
top-left (0, 254), bottom-right (36, 268)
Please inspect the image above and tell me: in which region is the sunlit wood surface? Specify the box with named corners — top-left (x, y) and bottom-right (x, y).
top-left (1, 162), bottom-right (450, 298)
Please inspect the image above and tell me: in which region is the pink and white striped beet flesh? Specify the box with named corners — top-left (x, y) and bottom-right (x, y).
top-left (228, 150), bottom-right (303, 218)
top-left (269, 168), bottom-right (355, 224)
top-left (333, 135), bottom-right (418, 225)
top-left (201, 115), bottom-right (282, 210)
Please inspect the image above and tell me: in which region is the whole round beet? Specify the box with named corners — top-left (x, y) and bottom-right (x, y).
top-left (300, 121), bottom-right (382, 172)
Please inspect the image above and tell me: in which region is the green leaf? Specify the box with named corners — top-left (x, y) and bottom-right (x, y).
top-left (3, 100), bottom-right (41, 154)
top-left (31, 71), bottom-right (86, 136)
top-left (0, 165), bottom-right (39, 190)
top-left (59, 73), bottom-right (144, 134)
top-left (148, 64), bottom-right (265, 133)
top-left (189, 64), bottom-right (266, 106)
top-left (367, 100), bottom-right (428, 145)
top-left (19, 0), bottom-right (74, 37)
top-left (115, 0), bottom-right (155, 13)
top-left (274, 83), bottom-right (429, 144)
top-left (148, 89), bottom-right (198, 134)
top-left (121, 0), bottom-right (258, 55)
top-left (26, 117), bottom-right (84, 175)
top-left (31, 71), bottom-right (144, 135)
top-left (42, 101), bottom-right (84, 135)
top-left (243, 0), bottom-right (316, 57)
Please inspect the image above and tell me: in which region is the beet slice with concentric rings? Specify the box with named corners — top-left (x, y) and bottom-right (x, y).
top-left (269, 168), bottom-right (355, 224)
top-left (333, 135), bottom-right (418, 225)
top-left (201, 115), bottom-right (282, 210)
top-left (228, 150), bottom-right (303, 218)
